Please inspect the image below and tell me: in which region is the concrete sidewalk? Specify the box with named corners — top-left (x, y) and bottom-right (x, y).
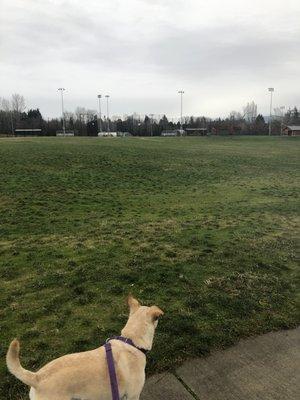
top-left (141, 327), bottom-right (300, 400)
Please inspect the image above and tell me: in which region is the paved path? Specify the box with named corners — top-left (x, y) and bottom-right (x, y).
top-left (141, 327), bottom-right (300, 400)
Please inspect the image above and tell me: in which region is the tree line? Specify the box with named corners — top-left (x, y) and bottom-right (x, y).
top-left (1, 95), bottom-right (299, 136)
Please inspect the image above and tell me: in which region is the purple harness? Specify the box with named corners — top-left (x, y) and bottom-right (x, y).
top-left (104, 336), bottom-right (147, 400)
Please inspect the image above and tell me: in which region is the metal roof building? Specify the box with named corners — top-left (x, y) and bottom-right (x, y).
top-left (15, 129), bottom-right (42, 136)
top-left (282, 125), bottom-right (300, 136)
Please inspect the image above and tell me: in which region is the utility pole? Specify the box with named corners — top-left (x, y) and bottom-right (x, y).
top-left (58, 88), bottom-right (66, 135)
top-left (97, 94), bottom-right (102, 133)
top-left (178, 90), bottom-right (184, 133)
top-left (10, 111), bottom-right (14, 136)
top-left (105, 95), bottom-right (110, 132)
top-left (132, 114), bottom-right (134, 135)
top-left (268, 87), bottom-right (274, 136)
top-left (80, 113), bottom-right (85, 136)
top-left (280, 105), bottom-right (285, 135)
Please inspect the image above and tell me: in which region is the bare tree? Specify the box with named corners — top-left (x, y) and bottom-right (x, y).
top-left (229, 111), bottom-right (243, 120)
top-left (85, 109), bottom-right (97, 122)
top-left (0, 97), bottom-right (14, 135)
top-left (243, 101), bottom-right (257, 123)
top-left (0, 97), bottom-right (11, 112)
top-left (63, 111), bottom-right (74, 121)
top-left (11, 93), bottom-right (26, 113)
top-left (273, 107), bottom-right (286, 120)
top-left (75, 107), bottom-right (86, 121)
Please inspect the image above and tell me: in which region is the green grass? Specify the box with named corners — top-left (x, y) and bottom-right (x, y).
top-left (0, 136), bottom-right (299, 399)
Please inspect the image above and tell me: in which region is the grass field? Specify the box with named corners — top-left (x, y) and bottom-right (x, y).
top-left (0, 136), bottom-right (299, 399)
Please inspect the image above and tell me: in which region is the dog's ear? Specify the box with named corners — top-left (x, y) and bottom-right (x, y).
top-left (148, 306), bottom-right (164, 322)
top-left (127, 294), bottom-right (141, 315)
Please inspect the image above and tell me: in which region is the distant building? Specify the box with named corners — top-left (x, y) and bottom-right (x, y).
top-left (15, 128), bottom-right (42, 136)
top-left (282, 125), bottom-right (300, 136)
top-left (56, 131), bottom-right (74, 137)
top-left (185, 128), bottom-right (208, 136)
top-left (161, 129), bottom-right (184, 137)
top-left (98, 131), bottom-right (117, 137)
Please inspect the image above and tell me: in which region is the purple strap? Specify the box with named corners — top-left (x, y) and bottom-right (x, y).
top-left (111, 336), bottom-right (148, 355)
top-left (104, 336), bottom-right (147, 400)
top-left (104, 342), bottom-right (120, 400)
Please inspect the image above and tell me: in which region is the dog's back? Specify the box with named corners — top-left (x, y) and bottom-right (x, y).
top-left (7, 339), bottom-right (146, 400)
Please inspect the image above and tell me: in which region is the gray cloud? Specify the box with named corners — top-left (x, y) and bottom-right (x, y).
top-left (0, 0), bottom-right (299, 118)
top-left (149, 24), bottom-right (300, 79)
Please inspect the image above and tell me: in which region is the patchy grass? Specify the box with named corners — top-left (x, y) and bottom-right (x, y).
top-left (0, 136), bottom-right (299, 398)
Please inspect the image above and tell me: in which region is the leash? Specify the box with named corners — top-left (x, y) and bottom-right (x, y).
top-left (104, 341), bottom-right (120, 400)
top-left (104, 336), bottom-right (148, 400)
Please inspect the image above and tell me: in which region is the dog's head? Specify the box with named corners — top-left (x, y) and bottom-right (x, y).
top-left (121, 294), bottom-right (164, 350)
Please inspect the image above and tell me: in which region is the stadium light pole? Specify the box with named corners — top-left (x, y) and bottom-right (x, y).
top-left (178, 90), bottom-right (184, 131)
top-left (268, 87), bottom-right (274, 136)
top-left (97, 94), bottom-right (102, 133)
top-left (105, 95), bottom-right (110, 132)
top-left (58, 88), bottom-right (66, 135)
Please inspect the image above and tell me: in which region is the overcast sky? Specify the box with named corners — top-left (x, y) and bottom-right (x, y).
top-left (1, 0), bottom-right (299, 119)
